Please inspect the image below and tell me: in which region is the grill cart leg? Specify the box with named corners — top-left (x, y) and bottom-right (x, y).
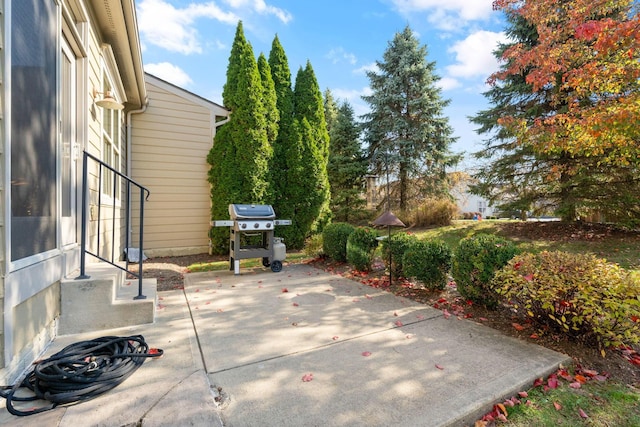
top-left (234, 259), bottom-right (240, 275)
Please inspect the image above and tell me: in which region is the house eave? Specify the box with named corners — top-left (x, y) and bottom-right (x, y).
top-left (92, 0), bottom-right (147, 109)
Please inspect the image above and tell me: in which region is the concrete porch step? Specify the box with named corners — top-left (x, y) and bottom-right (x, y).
top-left (59, 263), bottom-right (157, 335)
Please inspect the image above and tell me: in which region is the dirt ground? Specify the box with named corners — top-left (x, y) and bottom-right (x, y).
top-left (138, 221), bottom-right (640, 389)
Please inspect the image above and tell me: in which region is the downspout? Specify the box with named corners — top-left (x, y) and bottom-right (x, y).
top-left (126, 99), bottom-right (149, 247)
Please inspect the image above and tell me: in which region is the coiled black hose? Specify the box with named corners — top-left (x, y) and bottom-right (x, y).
top-left (0, 335), bottom-right (163, 416)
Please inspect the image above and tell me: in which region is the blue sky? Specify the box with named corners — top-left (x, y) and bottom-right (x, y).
top-left (137, 0), bottom-right (508, 166)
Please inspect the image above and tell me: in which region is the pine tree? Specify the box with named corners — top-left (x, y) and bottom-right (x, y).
top-left (207, 22), bottom-right (271, 253)
top-left (268, 35), bottom-right (294, 218)
top-left (328, 101), bottom-right (368, 222)
top-left (362, 26), bottom-right (457, 213)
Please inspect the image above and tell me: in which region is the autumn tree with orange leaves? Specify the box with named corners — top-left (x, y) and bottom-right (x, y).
top-left (480, 0), bottom-right (640, 222)
top-left (492, 0), bottom-right (640, 164)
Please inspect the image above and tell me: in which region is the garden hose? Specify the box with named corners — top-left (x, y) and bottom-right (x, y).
top-left (0, 335), bottom-right (163, 416)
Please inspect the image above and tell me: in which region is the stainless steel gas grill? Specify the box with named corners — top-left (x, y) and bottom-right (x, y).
top-left (212, 204), bottom-right (291, 275)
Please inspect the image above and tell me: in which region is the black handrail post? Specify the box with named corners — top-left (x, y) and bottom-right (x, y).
top-left (124, 181), bottom-right (131, 272)
top-left (134, 188), bottom-right (147, 300)
top-left (76, 152), bottom-right (90, 279)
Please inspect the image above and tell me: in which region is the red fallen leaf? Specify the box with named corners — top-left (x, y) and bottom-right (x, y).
top-left (301, 373), bottom-right (314, 382)
top-left (518, 391), bottom-right (528, 398)
top-left (433, 303), bottom-right (440, 309)
top-left (479, 317), bottom-right (488, 321)
top-left (533, 377), bottom-right (544, 387)
top-left (332, 336), bottom-right (339, 340)
top-left (574, 374), bottom-right (587, 384)
top-left (578, 408), bottom-right (589, 418)
top-left (216, 308), bottom-right (224, 312)
top-left (365, 294), bottom-right (372, 299)
top-left (394, 320), bottom-right (403, 327)
top-left (352, 298), bottom-right (360, 302)
top-left (579, 368), bottom-right (599, 378)
top-left (435, 364), bottom-right (445, 370)
top-left (362, 351), bottom-right (372, 357)
top-left (569, 381), bottom-right (581, 389)
top-left (437, 297), bottom-right (448, 304)
top-left (594, 375), bottom-right (608, 381)
top-left (497, 414), bottom-right (508, 422)
top-left (148, 348), bottom-right (162, 356)
top-left (281, 288), bottom-right (288, 293)
top-left (512, 323), bottom-right (525, 331)
top-left (156, 304), bottom-right (166, 310)
top-left (553, 402), bottom-right (562, 411)
top-left (443, 309), bottom-right (451, 319)
top-left (630, 356), bottom-right (640, 366)
top-left (205, 301), bottom-right (211, 305)
top-left (523, 273), bottom-right (534, 281)
top-left (558, 369), bottom-right (573, 381)
top-left (292, 302), bottom-right (299, 307)
top-left (631, 315), bottom-right (639, 322)
top-left (548, 377), bottom-right (559, 389)
top-left (416, 314), bottom-right (425, 320)
top-left (503, 399), bottom-right (515, 407)
top-left (530, 333), bottom-right (540, 339)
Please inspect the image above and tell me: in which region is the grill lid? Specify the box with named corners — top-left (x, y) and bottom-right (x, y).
top-left (229, 204), bottom-right (276, 220)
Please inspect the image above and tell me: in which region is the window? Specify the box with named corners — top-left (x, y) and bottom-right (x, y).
top-left (10, 0), bottom-right (58, 261)
top-left (101, 73), bottom-right (121, 200)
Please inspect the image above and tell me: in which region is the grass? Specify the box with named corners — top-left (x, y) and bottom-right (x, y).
top-left (187, 252), bottom-right (309, 272)
top-left (502, 378), bottom-right (640, 426)
top-left (415, 220), bottom-right (640, 270)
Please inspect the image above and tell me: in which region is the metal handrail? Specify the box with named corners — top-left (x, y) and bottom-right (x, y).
top-left (76, 151), bottom-right (150, 300)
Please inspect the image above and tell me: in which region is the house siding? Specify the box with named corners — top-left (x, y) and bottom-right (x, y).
top-left (130, 76), bottom-right (228, 256)
top-left (1, 0), bottom-right (138, 384)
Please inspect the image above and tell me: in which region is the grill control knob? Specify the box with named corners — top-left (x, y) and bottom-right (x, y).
top-left (254, 222), bottom-right (259, 229)
top-left (241, 223), bottom-right (247, 229)
top-left (266, 223), bottom-right (272, 228)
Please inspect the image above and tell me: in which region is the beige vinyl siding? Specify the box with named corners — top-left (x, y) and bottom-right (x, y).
top-left (131, 76), bottom-right (227, 256)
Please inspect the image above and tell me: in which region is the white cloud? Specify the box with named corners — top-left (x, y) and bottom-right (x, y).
top-left (223, 0), bottom-right (292, 23)
top-left (353, 62), bottom-right (379, 75)
top-left (390, 0), bottom-right (495, 30)
top-left (137, 0), bottom-right (239, 54)
top-left (331, 86), bottom-right (372, 117)
top-left (145, 62), bottom-right (193, 87)
top-left (326, 47), bottom-right (357, 65)
top-left (437, 76), bottom-right (461, 91)
top-left (445, 30), bottom-right (508, 81)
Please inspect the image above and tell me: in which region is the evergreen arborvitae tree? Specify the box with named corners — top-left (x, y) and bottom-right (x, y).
top-left (257, 52), bottom-right (279, 204)
top-left (268, 35), bottom-right (294, 220)
top-left (207, 22), bottom-right (271, 253)
top-left (281, 62), bottom-right (331, 248)
top-left (328, 101), bottom-right (368, 222)
top-left (362, 25), bottom-right (457, 213)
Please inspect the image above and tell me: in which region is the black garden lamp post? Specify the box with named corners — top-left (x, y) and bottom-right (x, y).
top-left (373, 210), bottom-right (405, 286)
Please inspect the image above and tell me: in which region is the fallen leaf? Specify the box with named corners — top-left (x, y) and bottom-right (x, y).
top-left (292, 302), bottom-right (299, 307)
top-left (518, 391), bottom-right (528, 398)
top-left (574, 374), bottom-right (587, 384)
top-left (474, 421), bottom-right (488, 427)
top-left (443, 309), bottom-right (451, 319)
top-left (548, 377), bottom-right (559, 389)
top-left (495, 403), bottom-right (508, 416)
top-left (332, 336), bottom-right (339, 340)
top-left (479, 317), bottom-right (488, 321)
top-left (569, 381), bottom-right (581, 389)
top-left (578, 408), bottom-right (588, 418)
top-left (302, 373), bottom-right (314, 382)
top-left (553, 402), bottom-right (562, 411)
top-left (530, 333), bottom-right (540, 339)
top-left (395, 320), bottom-right (404, 327)
top-left (497, 414), bottom-right (508, 422)
top-left (512, 323), bottom-right (525, 331)
top-left (281, 288), bottom-right (288, 293)
top-left (362, 351), bottom-right (372, 357)
top-left (435, 364), bottom-right (445, 370)
top-left (523, 273), bottom-right (534, 281)
top-left (533, 378), bottom-right (544, 387)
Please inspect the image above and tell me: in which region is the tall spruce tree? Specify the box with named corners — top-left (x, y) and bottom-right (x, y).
top-left (328, 101), bottom-right (368, 222)
top-left (362, 26), bottom-right (457, 213)
top-left (207, 22), bottom-right (271, 253)
top-left (267, 35), bottom-right (294, 220)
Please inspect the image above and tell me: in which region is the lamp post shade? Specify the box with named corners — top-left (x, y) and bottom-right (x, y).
top-left (373, 210), bottom-right (405, 227)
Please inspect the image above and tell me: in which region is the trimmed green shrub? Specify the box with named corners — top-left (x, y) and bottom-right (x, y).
top-left (492, 251), bottom-right (640, 350)
top-left (303, 233), bottom-right (324, 258)
top-left (346, 227), bottom-right (379, 271)
top-left (402, 239), bottom-right (452, 290)
top-left (322, 222), bottom-right (355, 262)
top-left (381, 232), bottom-right (419, 277)
top-left (451, 234), bottom-right (519, 307)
